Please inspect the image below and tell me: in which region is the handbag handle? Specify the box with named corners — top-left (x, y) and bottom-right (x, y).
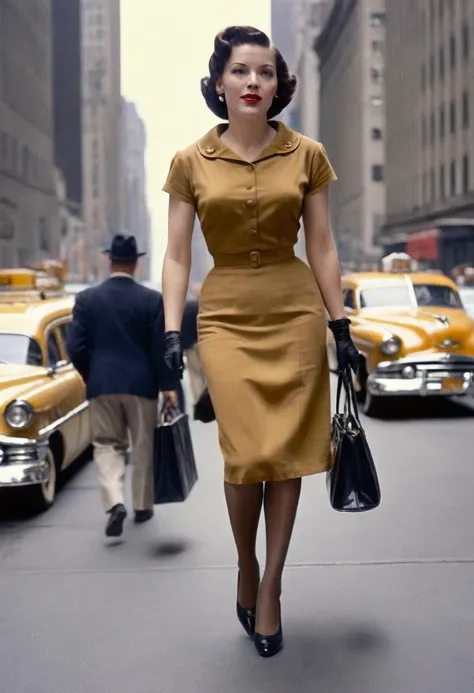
top-left (336, 370), bottom-right (362, 426)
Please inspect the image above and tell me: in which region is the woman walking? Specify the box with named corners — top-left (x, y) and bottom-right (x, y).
top-left (161, 25), bottom-right (359, 657)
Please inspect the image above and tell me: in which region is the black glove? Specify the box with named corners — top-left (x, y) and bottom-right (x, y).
top-left (164, 331), bottom-right (184, 379)
top-left (328, 318), bottom-right (361, 374)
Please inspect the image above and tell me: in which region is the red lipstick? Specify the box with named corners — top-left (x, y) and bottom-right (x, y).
top-left (241, 94), bottom-right (262, 105)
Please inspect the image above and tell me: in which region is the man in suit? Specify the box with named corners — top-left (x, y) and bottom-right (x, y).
top-left (68, 234), bottom-right (179, 538)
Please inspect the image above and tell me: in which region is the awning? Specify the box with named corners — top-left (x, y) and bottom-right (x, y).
top-left (406, 228), bottom-right (440, 260)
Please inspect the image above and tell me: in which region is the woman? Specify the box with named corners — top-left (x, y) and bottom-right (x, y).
top-left (161, 26), bottom-right (359, 657)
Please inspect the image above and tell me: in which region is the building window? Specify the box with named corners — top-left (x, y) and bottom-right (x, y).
top-left (39, 217), bottom-right (49, 251)
top-left (370, 12), bottom-right (386, 27)
top-left (371, 67), bottom-right (384, 83)
top-left (439, 0), bottom-right (444, 16)
top-left (450, 100), bottom-right (456, 133)
top-left (440, 165), bottom-right (445, 199)
top-left (371, 127), bottom-right (383, 140)
top-left (450, 35), bottom-right (456, 68)
top-left (372, 165), bottom-right (384, 182)
top-left (11, 138), bottom-right (18, 174)
top-left (421, 64), bottom-right (426, 90)
top-left (439, 47), bottom-right (445, 79)
top-left (372, 40), bottom-right (383, 53)
top-left (422, 116), bottom-right (427, 147)
top-left (440, 104), bottom-right (445, 139)
top-left (430, 112), bottom-right (436, 144)
top-left (371, 96), bottom-right (383, 107)
top-left (429, 53), bottom-right (435, 85)
top-left (462, 90), bottom-right (470, 128)
top-left (463, 23), bottom-right (469, 60)
top-left (450, 161), bottom-right (456, 196)
top-left (463, 155), bottom-right (470, 193)
top-left (21, 145), bottom-right (29, 179)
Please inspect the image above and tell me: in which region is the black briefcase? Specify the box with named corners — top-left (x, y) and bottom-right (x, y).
top-left (153, 406), bottom-right (198, 504)
top-left (327, 372), bottom-right (381, 512)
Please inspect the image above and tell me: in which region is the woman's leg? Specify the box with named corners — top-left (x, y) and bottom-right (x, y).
top-left (224, 481), bottom-right (264, 607)
top-left (256, 478), bottom-right (302, 634)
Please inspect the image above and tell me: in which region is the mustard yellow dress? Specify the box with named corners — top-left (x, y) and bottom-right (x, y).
top-left (163, 121), bottom-right (337, 484)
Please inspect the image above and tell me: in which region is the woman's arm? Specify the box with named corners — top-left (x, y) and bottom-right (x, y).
top-left (162, 195), bottom-right (196, 332)
top-left (302, 186), bottom-right (345, 321)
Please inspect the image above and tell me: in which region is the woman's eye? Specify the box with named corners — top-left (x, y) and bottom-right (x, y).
top-left (263, 71), bottom-right (274, 77)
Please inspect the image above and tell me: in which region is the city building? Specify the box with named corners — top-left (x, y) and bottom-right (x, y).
top-left (315, 0), bottom-right (386, 265)
top-left (52, 0), bottom-right (85, 279)
top-left (0, 0), bottom-right (59, 267)
top-left (381, 1), bottom-right (474, 273)
top-left (80, 0), bottom-right (122, 280)
top-left (121, 98), bottom-right (151, 281)
top-left (271, 0), bottom-right (335, 260)
top-left (289, 0), bottom-right (335, 139)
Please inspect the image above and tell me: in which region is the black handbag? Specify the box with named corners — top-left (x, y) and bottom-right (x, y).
top-left (153, 406), bottom-right (198, 504)
top-left (327, 372), bottom-right (381, 512)
top-left (194, 387), bottom-right (216, 423)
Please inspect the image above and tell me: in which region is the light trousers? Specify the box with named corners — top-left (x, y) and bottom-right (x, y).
top-left (90, 394), bottom-right (157, 512)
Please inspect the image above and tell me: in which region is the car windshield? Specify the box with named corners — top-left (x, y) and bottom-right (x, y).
top-left (360, 284), bottom-right (462, 309)
top-left (0, 333), bottom-right (43, 366)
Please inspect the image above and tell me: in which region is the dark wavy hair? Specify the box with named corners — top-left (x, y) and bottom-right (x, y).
top-left (200, 26), bottom-right (297, 120)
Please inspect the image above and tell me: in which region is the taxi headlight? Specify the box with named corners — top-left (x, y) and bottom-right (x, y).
top-left (380, 335), bottom-right (401, 356)
top-left (5, 400), bottom-right (33, 429)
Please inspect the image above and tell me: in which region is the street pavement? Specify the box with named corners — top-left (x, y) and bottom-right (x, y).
top-left (1, 380), bottom-right (474, 693)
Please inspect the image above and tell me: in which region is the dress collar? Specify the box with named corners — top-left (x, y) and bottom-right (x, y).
top-left (196, 120), bottom-right (301, 163)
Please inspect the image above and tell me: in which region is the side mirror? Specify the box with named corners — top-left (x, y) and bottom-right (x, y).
top-left (47, 359), bottom-right (68, 376)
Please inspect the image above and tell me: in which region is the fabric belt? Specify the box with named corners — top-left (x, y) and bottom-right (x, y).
top-left (213, 248), bottom-right (295, 269)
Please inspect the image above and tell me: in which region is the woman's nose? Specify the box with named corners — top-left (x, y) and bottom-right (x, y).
top-left (248, 74), bottom-right (259, 88)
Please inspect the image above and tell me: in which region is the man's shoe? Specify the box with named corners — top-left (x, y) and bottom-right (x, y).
top-left (134, 508), bottom-right (154, 524)
top-left (105, 504), bottom-right (127, 537)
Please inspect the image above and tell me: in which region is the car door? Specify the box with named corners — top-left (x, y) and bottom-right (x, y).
top-left (42, 323), bottom-right (81, 469)
top-left (55, 320), bottom-right (91, 463)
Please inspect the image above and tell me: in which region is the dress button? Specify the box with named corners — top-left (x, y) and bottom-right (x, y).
top-left (246, 185), bottom-right (253, 190)
top-left (247, 165), bottom-right (253, 172)
top-left (205, 146), bottom-right (215, 154)
top-left (284, 141), bottom-right (293, 148)
top-left (246, 199), bottom-right (255, 206)
top-left (250, 229), bottom-right (257, 234)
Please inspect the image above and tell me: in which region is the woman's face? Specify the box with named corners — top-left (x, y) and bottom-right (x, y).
top-left (216, 44), bottom-right (278, 119)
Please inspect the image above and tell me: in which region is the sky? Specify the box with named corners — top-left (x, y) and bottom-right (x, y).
top-left (121, 0), bottom-right (272, 282)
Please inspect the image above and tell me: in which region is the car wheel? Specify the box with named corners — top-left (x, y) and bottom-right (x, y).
top-left (23, 447), bottom-right (57, 514)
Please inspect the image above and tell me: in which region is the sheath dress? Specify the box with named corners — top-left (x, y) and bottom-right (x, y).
top-left (163, 121), bottom-right (337, 485)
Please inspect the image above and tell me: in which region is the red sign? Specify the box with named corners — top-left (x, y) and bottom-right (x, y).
top-left (406, 229), bottom-right (439, 260)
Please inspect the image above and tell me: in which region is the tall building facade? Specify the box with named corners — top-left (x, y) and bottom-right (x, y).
top-left (0, 0), bottom-right (59, 267)
top-left (81, 0), bottom-right (122, 280)
top-left (315, 0), bottom-right (386, 265)
top-left (382, 1), bottom-right (474, 272)
top-left (121, 98), bottom-right (150, 280)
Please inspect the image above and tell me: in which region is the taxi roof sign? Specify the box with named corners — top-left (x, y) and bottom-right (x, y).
top-left (0, 269), bottom-right (38, 290)
top-left (381, 253), bottom-right (419, 273)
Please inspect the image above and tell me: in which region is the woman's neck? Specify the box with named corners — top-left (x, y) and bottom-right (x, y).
top-left (223, 118), bottom-right (274, 149)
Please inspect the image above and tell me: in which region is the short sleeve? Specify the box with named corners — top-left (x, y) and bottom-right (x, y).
top-left (162, 150), bottom-right (196, 206)
top-left (307, 142), bottom-right (337, 196)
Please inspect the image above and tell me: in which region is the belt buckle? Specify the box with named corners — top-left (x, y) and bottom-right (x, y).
top-left (249, 251), bottom-right (261, 268)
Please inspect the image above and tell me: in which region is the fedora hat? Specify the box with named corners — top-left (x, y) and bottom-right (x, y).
top-left (103, 234), bottom-right (146, 261)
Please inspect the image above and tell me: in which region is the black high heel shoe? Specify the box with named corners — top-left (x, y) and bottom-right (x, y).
top-left (236, 572), bottom-right (256, 638)
top-left (254, 600), bottom-right (283, 658)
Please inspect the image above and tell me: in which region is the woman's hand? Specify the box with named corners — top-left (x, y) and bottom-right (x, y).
top-left (164, 331), bottom-right (184, 378)
top-left (328, 318), bottom-right (361, 373)
top-left (162, 390), bottom-right (178, 408)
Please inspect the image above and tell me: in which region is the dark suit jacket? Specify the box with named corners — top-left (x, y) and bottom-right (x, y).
top-left (68, 277), bottom-right (178, 400)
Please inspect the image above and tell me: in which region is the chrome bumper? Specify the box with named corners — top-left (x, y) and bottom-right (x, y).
top-left (0, 435), bottom-right (50, 487)
top-left (367, 353), bottom-right (474, 397)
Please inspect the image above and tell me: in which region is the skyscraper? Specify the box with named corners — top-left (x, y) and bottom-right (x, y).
top-left (0, 0), bottom-right (59, 267)
top-left (81, 0), bottom-right (122, 280)
top-left (121, 98), bottom-right (151, 280)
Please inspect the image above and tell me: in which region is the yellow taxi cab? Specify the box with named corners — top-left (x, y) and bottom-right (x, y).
top-left (328, 253), bottom-right (474, 416)
top-left (0, 263), bottom-right (90, 512)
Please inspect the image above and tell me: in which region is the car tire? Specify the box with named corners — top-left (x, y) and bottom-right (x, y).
top-left (22, 447), bottom-right (57, 514)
